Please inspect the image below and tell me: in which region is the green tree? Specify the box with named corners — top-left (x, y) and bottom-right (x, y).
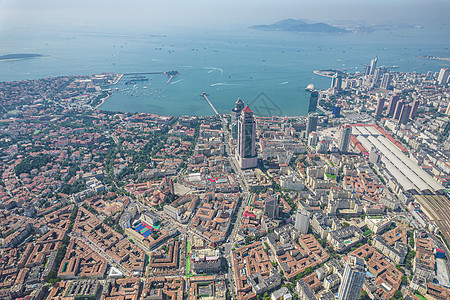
top-left (393, 290), bottom-right (402, 299)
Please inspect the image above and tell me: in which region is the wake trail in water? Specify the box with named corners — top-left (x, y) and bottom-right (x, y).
top-left (205, 67), bottom-right (224, 76)
top-left (171, 78), bottom-right (186, 84)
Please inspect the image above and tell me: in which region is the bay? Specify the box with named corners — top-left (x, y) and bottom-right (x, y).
top-left (1, 27), bottom-right (449, 116)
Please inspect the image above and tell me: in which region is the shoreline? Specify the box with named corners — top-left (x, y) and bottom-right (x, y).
top-left (313, 70), bottom-right (335, 78)
top-left (94, 93), bottom-right (113, 110)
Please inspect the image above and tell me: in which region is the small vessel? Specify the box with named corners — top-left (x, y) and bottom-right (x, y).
top-left (305, 83), bottom-right (315, 91)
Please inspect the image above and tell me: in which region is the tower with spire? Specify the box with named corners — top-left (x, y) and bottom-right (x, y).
top-left (231, 98), bottom-right (245, 140)
top-left (235, 104), bottom-right (258, 169)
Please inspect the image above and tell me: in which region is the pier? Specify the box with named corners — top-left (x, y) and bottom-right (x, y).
top-left (201, 92), bottom-right (220, 117)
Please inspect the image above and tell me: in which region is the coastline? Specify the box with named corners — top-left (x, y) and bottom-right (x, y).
top-left (94, 92), bottom-right (113, 110)
top-left (313, 70), bottom-right (335, 78)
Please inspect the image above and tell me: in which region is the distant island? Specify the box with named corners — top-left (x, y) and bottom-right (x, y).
top-left (418, 55), bottom-right (450, 62)
top-left (0, 53), bottom-right (44, 61)
top-left (250, 18), bottom-right (347, 33)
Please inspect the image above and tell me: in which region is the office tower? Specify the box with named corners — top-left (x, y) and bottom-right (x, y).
top-left (338, 125), bottom-right (352, 153)
top-left (306, 113), bottom-right (318, 136)
top-left (375, 97), bottom-right (385, 117)
top-left (264, 194), bottom-right (279, 219)
top-left (369, 57), bottom-right (378, 75)
top-left (364, 65), bottom-right (371, 76)
top-left (373, 67), bottom-right (384, 83)
top-left (231, 98), bottom-right (245, 139)
top-left (399, 104), bottom-right (411, 125)
top-left (331, 73), bottom-right (342, 91)
top-left (380, 73), bottom-right (391, 89)
top-left (235, 105), bottom-right (257, 169)
top-left (308, 132), bottom-right (319, 147)
top-left (438, 68), bottom-right (449, 85)
top-left (308, 91), bottom-right (319, 113)
top-left (387, 94), bottom-right (400, 116)
top-left (426, 71), bottom-right (433, 81)
top-left (338, 256), bottom-right (366, 300)
top-left (295, 210), bottom-right (310, 234)
top-left (332, 105), bottom-right (341, 118)
top-left (393, 100), bottom-right (404, 120)
top-left (410, 100), bottom-right (420, 119)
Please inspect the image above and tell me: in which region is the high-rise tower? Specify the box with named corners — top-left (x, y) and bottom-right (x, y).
top-left (380, 73), bottom-right (391, 89)
top-left (369, 57), bottom-right (378, 76)
top-left (410, 100), bottom-right (420, 119)
top-left (387, 94), bottom-right (400, 116)
top-left (295, 210), bottom-right (310, 234)
top-left (338, 125), bottom-right (352, 153)
top-left (264, 194), bottom-right (280, 219)
top-left (331, 73), bottom-right (342, 91)
top-left (308, 91), bottom-right (319, 113)
top-left (375, 97), bottom-right (385, 117)
top-left (338, 256), bottom-right (366, 300)
top-left (438, 68), bottom-right (449, 85)
top-left (231, 98), bottom-right (245, 140)
top-left (306, 113), bottom-right (318, 136)
top-left (393, 100), bottom-right (405, 120)
top-left (235, 105), bottom-right (257, 169)
top-left (399, 104), bottom-right (411, 125)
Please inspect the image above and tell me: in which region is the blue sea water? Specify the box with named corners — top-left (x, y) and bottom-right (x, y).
top-left (1, 27), bottom-right (449, 116)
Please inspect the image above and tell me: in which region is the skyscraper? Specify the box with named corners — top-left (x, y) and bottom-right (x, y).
top-left (231, 98), bottom-right (245, 140)
top-left (308, 132), bottom-right (319, 147)
top-left (235, 105), bottom-right (257, 169)
top-left (375, 97), bottom-right (385, 117)
top-left (373, 67), bottom-right (384, 84)
top-left (438, 68), bottom-right (449, 85)
top-left (380, 73), bottom-right (391, 89)
top-left (306, 113), bottom-right (318, 136)
top-left (264, 194), bottom-right (279, 219)
top-left (338, 256), bottom-right (366, 300)
top-left (369, 57), bottom-right (378, 76)
top-left (399, 104), bottom-right (411, 125)
top-left (308, 91), bottom-right (319, 113)
top-left (387, 94), bottom-right (400, 116)
top-left (393, 100), bottom-right (404, 120)
top-left (410, 100), bottom-right (420, 119)
top-left (331, 73), bottom-right (342, 91)
top-left (295, 210), bottom-right (310, 234)
top-left (338, 125), bottom-right (352, 153)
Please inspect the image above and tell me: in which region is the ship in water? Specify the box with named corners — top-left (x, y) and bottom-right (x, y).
top-left (305, 83), bottom-right (315, 91)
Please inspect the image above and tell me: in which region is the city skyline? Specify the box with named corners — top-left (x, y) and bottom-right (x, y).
top-left (0, 2), bottom-right (449, 299)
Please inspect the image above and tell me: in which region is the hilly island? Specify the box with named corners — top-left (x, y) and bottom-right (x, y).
top-left (250, 18), bottom-right (347, 33)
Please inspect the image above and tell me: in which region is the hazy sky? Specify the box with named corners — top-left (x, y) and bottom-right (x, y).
top-left (0, 0), bottom-right (449, 33)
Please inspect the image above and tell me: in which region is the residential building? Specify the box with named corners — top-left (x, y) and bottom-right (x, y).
top-left (338, 255), bottom-right (366, 300)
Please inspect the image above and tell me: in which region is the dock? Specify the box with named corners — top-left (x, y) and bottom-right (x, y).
top-left (120, 71), bottom-right (179, 84)
top-left (201, 92), bottom-right (220, 116)
top-left (166, 75), bottom-right (175, 84)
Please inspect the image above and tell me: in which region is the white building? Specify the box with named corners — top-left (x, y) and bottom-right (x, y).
top-left (295, 210), bottom-right (310, 234)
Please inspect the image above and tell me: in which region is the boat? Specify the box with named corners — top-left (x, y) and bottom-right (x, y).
top-left (305, 83), bottom-right (315, 91)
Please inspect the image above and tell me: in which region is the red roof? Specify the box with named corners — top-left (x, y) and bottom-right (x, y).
top-left (242, 105), bottom-right (253, 113)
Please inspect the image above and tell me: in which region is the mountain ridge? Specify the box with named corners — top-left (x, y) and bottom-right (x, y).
top-left (250, 18), bottom-right (347, 33)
